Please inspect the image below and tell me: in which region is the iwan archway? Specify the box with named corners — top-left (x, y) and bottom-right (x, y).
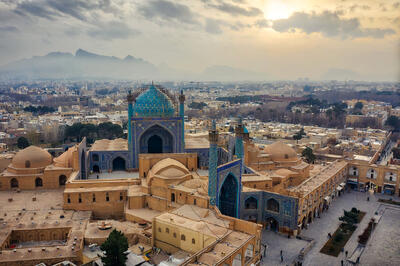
top-left (219, 173), bottom-right (239, 218)
top-left (139, 125), bottom-right (173, 154)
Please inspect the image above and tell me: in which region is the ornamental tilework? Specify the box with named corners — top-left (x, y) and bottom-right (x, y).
top-left (240, 191), bottom-right (299, 230)
top-left (216, 159), bottom-right (243, 218)
top-left (133, 85), bottom-right (175, 118)
top-left (131, 117), bottom-right (184, 169)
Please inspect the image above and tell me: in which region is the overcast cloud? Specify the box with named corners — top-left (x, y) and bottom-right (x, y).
top-left (0, 0), bottom-right (398, 81)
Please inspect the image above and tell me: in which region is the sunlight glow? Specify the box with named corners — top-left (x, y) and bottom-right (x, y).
top-left (264, 1), bottom-right (292, 21)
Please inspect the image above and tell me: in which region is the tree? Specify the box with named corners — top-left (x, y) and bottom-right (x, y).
top-left (354, 102), bottom-right (363, 110)
top-left (100, 229), bottom-right (129, 266)
top-left (386, 116), bottom-right (400, 131)
top-left (293, 128), bottom-right (306, 143)
top-left (17, 136), bottom-right (30, 149)
top-left (302, 147), bottom-right (316, 163)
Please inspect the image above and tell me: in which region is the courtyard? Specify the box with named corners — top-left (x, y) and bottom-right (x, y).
top-left (261, 190), bottom-right (400, 266)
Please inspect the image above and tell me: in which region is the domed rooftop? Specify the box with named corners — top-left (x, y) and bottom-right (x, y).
top-left (149, 158), bottom-right (190, 179)
top-left (12, 146), bottom-right (52, 168)
top-left (264, 141), bottom-right (298, 162)
top-left (133, 85), bottom-right (175, 118)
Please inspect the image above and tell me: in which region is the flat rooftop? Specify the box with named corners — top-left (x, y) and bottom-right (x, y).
top-left (87, 171), bottom-right (140, 180)
top-left (90, 138), bottom-right (128, 151)
top-left (185, 136), bottom-right (210, 149)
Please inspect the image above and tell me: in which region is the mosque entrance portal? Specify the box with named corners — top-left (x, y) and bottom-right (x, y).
top-left (219, 173), bottom-right (238, 218)
top-left (112, 157), bottom-right (126, 171)
top-left (140, 125), bottom-right (173, 154)
top-left (148, 135), bottom-right (163, 153)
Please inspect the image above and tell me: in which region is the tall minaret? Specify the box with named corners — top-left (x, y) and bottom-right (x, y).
top-left (208, 120), bottom-right (218, 206)
top-left (179, 90), bottom-right (185, 148)
top-left (235, 117), bottom-right (244, 160)
top-left (127, 90), bottom-right (135, 150)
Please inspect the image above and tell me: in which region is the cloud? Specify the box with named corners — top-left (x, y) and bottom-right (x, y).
top-left (138, 0), bottom-right (198, 25)
top-left (0, 25), bottom-right (18, 32)
top-left (349, 4), bottom-right (370, 13)
top-left (205, 18), bottom-right (223, 34)
top-left (206, 1), bottom-right (263, 17)
top-left (271, 11), bottom-right (395, 39)
top-left (13, 0), bottom-right (115, 21)
top-left (87, 21), bottom-right (140, 40)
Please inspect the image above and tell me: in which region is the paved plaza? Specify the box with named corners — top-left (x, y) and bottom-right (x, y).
top-left (261, 190), bottom-right (400, 266)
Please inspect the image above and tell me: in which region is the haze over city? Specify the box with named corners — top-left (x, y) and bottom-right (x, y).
top-left (0, 0), bottom-right (399, 81)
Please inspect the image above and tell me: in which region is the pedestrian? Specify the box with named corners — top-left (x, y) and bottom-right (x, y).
top-left (345, 250), bottom-right (348, 257)
top-left (281, 255), bottom-right (283, 262)
top-left (280, 250), bottom-right (283, 256)
top-left (341, 260), bottom-right (343, 266)
top-left (367, 196), bottom-right (369, 201)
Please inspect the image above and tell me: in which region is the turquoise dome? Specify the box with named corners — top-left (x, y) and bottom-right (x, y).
top-left (133, 85), bottom-right (175, 117)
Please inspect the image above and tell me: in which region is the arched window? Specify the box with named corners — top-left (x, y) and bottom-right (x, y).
top-left (266, 198), bottom-right (280, 213)
top-left (92, 154), bottom-right (99, 161)
top-left (158, 227), bottom-right (161, 232)
top-left (35, 177), bottom-right (43, 187)
top-left (120, 192), bottom-right (123, 201)
top-left (245, 197), bottom-right (258, 209)
top-left (192, 238), bottom-right (195, 244)
top-left (194, 199), bottom-right (197, 205)
top-left (67, 194), bottom-right (71, 204)
top-left (181, 234), bottom-right (186, 241)
top-left (367, 169), bottom-right (376, 179)
top-left (25, 160), bottom-right (31, 168)
top-left (173, 232), bottom-right (176, 238)
top-left (59, 175), bottom-right (67, 186)
top-left (106, 192), bottom-right (109, 202)
top-left (93, 165), bottom-right (100, 173)
top-left (93, 194), bottom-right (96, 202)
top-left (10, 178), bottom-right (19, 188)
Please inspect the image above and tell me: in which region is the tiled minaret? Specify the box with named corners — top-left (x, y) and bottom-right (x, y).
top-left (208, 120), bottom-right (218, 206)
top-left (179, 90), bottom-right (185, 148)
top-left (235, 117), bottom-right (244, 160)
top-left (127, 90), bottom-right (135, 151)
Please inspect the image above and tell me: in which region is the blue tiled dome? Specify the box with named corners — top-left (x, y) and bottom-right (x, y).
top-left (133, 85), bottom-right (175, 117)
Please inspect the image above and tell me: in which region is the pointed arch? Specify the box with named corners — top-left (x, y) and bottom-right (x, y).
top-left (219, 173), bottom-right (239, 217)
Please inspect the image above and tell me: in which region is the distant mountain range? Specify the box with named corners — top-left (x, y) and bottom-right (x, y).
top-left (0, 49), bottom-right (267, 81)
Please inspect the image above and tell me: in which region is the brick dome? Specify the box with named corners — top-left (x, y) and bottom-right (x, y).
top-left (12, 146), bottom-right (52, 168)
top-left (264, 141), bottom-right (298, 162)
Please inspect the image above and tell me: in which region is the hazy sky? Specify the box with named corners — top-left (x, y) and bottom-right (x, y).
top-left (0, 0), bottom-right (399, 81)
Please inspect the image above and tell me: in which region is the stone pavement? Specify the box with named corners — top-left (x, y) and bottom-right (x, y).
top-left (301, 191), bottom-right (400, 266)
top-left (359, 207), bottom-right (400, 266)
top-left (261, 230), bottom-right (309, 265)
top-left (260, 190), bottom-right (400, 266)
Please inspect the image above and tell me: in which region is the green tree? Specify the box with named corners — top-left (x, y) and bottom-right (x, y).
top-left (302, 147), bottom-right (316, 163)
top-left (100, 229), bottom-right (129, 266)
top-left (354, 102), bottom-right (363, 110)
top-left (17, 136), bottom-right (30, 149)
top-left (386, 116), bottom-right (400, 131)
top-left (293, 128), bottom-right (306, 143)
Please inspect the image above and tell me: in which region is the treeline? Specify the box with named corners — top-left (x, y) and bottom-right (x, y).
top-left (216, 95), bottom-right (262, 104)
top-left (65, 122), bottom-right (124, 143)
top-left (188, 101), bottom-right (207, 110)
top-left (24, 105), bottom-right (56, 115)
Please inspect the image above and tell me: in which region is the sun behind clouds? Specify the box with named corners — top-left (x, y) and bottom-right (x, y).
top-left (264, 0), bottom-right (292, 20)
